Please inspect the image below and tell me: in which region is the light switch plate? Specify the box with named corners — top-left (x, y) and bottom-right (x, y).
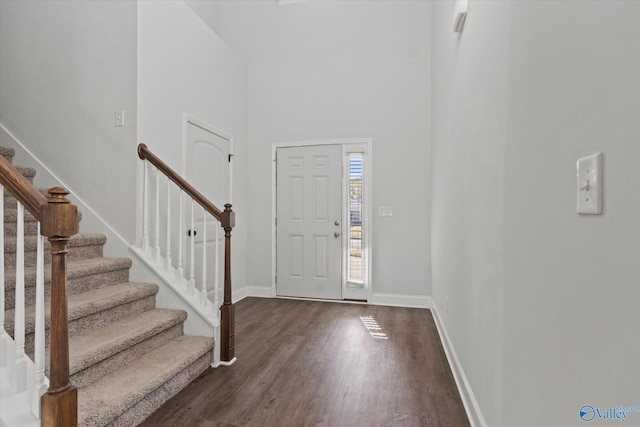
top-left (452, 0), bottom-right (468, 33)
top-left (577, 152), bottom-right (602, 215)
top-left (115, 110), bottom-right (125, 127)
top-left (378, 206), bottom-right (392, 217)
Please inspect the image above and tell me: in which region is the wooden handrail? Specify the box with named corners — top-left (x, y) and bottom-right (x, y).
top-left (0, 156), bottom-right (78, 426)
top-left (137, 143), bottom-right (231, 226)
top-left (138, 143), bottom-right (236, 362)
top-left (0, 156), bottom-right (47, 219)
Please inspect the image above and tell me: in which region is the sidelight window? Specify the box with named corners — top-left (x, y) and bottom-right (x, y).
top-left (347, 153), bottom-right (364, 285)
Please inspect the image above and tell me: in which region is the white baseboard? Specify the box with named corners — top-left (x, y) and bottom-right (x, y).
top-left (216, 357), bottom-right (237, 367)
top-left (234, 286), bottom-right (273, 302)
top-left (370, 292), bottom-right (432, 309)
top-left (234, 289), bottom-right (432, 309)
top-left (232, 287), bottom-right (248, 303)
top-left (246, 286), bottom-right (274, 298)
top-left (431, 302), bottom-right (487, 427)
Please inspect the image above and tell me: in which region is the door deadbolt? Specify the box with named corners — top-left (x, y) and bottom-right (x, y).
top-left (334, 220), bottom-right (340, 226)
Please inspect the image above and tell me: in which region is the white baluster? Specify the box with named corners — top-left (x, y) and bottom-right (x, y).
top-left (200, 208), bottom-right (208, 305)
top-left (214, 221), bottom-right (220, 311)
top-left (188, 199), bottom-right (195, 294)
top-left (177, 190), bottom-right (184, 281)
top-left (0, 185), bottom-right (6, 368)
top-left (142, 160), bottom-right (149, 252)
top-left (154, 168), bottom-right (161, 262)
top-left (12, 201), bottom-right (26, 393)
top-left (32, 225), bottom-right (46, 416)
top-left (165, 178), bottom-right (172, 271)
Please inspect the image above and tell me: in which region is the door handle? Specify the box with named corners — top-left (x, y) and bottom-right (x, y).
top-left (187, 229), bottom-right (197, 237)
top-left (334, 232), bottom-right (340, 238)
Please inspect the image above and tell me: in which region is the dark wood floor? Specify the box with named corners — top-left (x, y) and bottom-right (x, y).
top-left (140, 298), bottom-right (470, 427)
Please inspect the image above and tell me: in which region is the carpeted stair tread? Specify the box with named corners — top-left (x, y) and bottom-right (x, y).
top-left (2, 207), bottom-right (82, 238)
top-left (4, 282), bottom-right (159, 336)
top-left (64, 282), bottom-right (159, 327)
top-left (4, 257), bottom-right (132, 292)
top-left (69, 308), bottom-right (187, 376)
top-left (0, 147), bottom-right (15, 162)
top-left (1, 146), bottom-right (215, 426)
top-left (3, 207), bottom-right (82, 222)
top-left (4, 232), bottom-right (105, 269)
top-left (4, 232), bottom-right (105, 252)
top-left (3, 208), bottom-right (38, 222)
top-left (78, 335), bottom-right (214, 427)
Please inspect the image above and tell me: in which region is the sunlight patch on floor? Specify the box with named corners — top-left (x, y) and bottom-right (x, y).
top-left (360, 316), bottom-right (388, 339)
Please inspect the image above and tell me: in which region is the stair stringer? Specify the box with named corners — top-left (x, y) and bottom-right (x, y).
top-left (130, 246), bottom-right (222, 367)
top-left (0, 123), bottom-right (218, 364)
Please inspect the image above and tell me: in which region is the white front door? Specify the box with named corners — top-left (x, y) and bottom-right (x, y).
top-left (184, 121), bottom-right (230, 298)
top-left (276, 145), bottom-right (342, 300)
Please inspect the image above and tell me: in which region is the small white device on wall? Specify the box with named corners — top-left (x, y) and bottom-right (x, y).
top-left (576, 152), bottom-right (603, 215)
top-left (453, 0), bottom-right (468, 33)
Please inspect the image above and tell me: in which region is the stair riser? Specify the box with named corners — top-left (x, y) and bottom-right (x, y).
top-left (4, 267), bottom-right (131, 311)
top-left (71, 323), bottom-right (184, 389)
top-left (67, 295), bottom-right (157, 339)
top-left (3, 219), bottom-right (39, 237)
top-left (4, 242), bottom-right (104, 270)
top-left (4, 203), bottom-right (38, 237)
top-left (3, 218), bottom-right (81, 237)
top-left (105, 353), bottom-right (212, 427)
top-left (8, 295), bottom-right (157, 356)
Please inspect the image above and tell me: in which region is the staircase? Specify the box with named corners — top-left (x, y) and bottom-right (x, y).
top-left (0, 146), bottom-right (215, 427)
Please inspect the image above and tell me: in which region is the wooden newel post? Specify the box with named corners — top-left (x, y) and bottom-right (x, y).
top-left (220, 203), bottom-right (235, 362)
top-left (40, 187), bottom-right (79, 427)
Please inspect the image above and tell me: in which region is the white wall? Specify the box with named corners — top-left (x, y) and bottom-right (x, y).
top-left (432, 1), bottom-right (640, 426)
top-left (431, 2), bottom-right (508, 425)
top-left (216, 0), bottom-right (432, 300)
top-left (0, 0), bottom-right (138, 241)
top-left (503, 2), bottom-right (640, 426)
top-left (184, 0), bottom-right (221, 36)
top-left (137, 0), bottom-right (249, 295)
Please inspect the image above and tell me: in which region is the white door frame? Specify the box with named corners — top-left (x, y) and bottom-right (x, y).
top-left (272, 138), bottom-right (373, 302)
top-left (181, 114), bottom-right (234, 304)
top-left (181, 114), bottom-right (234, 204)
